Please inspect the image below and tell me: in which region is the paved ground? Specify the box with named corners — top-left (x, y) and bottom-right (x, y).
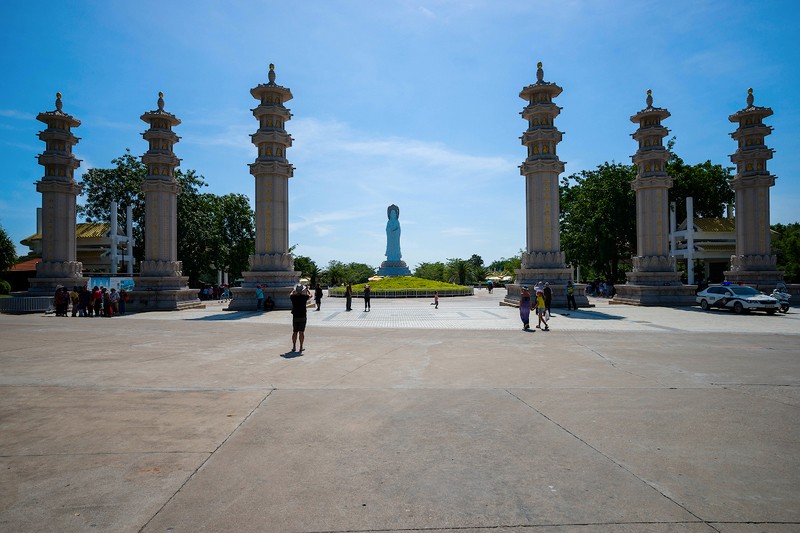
top-left (0, 289), bottom-right (798, 532)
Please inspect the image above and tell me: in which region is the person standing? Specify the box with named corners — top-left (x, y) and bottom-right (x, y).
top-left (566, 280), bottom-right (577, 310)
top-left (543, 282), bottom-right (552, 316)
top-left (290, 284), bottom-right (311, 352)
top-left (109, 288), bottom-right (120, 316)
top-left (53, 286), bottom-right (65, 316)
top-left (118, 289), bottom-right (127, 316)
top-left (314, 283), bottom-right (323, 311)
top-left (535, 290), bottom-right (549, 331)
top-left (78, 286), bottom-right (90, 317)
top-left (363, 283), bottom-right (371, 311)
top-left (345, 283), bottom-right (352, 311)
top-left (434, 291), bottom-right (439, 309)
top-left (255, 284), bottom-right (264, 311)
top-left (69, 286), bottom-right (80, 317)
top-left (519, 286), bottom-right (532, 330)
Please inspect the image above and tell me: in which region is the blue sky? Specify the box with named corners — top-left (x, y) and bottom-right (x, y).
top-left (1, 0), bottom-right (798, 269)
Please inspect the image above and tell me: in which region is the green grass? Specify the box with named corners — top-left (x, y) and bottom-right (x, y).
top-left (329, 276), bottom-right (469, 294)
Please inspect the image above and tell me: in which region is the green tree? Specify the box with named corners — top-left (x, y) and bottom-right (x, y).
top-left (667, 139), bottom-right (735, 222)
top-left (79, 152), bottom-right (254, 283)
top-left (176, 181), bottom-right (216, 285)
top-left (468, 253), bottom-right (487, 282)
top-left (293, 256), bottom-right (320, 286)
top-left (560, 162), bottom-right (637, 282)
top-left (344, 262), bottom-right (376, 283)
top-left (212, 193), bottom-right (255, 279)
top-left (321, 260), bottom-right (347, 286)
top-left (0, 224), bottom-right (16, 272)
top-left (414, 261), bottom-right (445, 281)
top-left (488, 253), bottom-right (521, 275)
top-left (444, 257), bottom-right (471, 285)
top-left (78, 150), bottom-right (147, 262)
top-left (772, 222), bottom-right (800, 283)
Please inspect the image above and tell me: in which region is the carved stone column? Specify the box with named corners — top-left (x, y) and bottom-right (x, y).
top-left (128, 92), bottom-right (200, 310)
top-left (28, 92), bottom-right (88, 294)
top-left (229, 64), bottom-right (300, 310)
top-left (723, 89), bottom-right (784, 290)
top-left (613, 91), bottom-right (695, 306)
top-left (503, 62), bottom-right (588, 308)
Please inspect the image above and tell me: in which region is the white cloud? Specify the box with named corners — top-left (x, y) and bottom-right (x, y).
top-left (0, 109), bottom-right (33, 120)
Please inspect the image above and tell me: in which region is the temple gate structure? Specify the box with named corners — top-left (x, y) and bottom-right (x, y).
top-left (504, 63), bottom-right (588, 308)
top-left (128, 92), bottom-right (200, 310)
top-left (229, 64), bottom-right (300, 310)
top-left (613, 91), bottom-right (696, 305)
top-left (27, 93), bottom-right (88, 294)
top-left (723, 89), bottom-right (784, 289)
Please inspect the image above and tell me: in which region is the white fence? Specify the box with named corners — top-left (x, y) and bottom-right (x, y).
top-left (0, 296), bottom-right (54, 314)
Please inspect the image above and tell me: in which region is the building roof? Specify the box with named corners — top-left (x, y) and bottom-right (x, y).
top-left (693, 218), bottom-right (736, 233)
top-left (21, 222), bottom-right (111, 245)
top-left (5, 257), bottom-right (40, 272)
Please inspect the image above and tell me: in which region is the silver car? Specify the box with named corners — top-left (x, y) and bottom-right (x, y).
top-left (696, 285), bottom-right (779, 314)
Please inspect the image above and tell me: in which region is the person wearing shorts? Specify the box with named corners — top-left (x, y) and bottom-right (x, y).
top-left (290, 284), bottom-right (311, 352)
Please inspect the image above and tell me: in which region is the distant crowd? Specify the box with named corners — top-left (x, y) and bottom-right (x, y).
top-left (53, 285), bottom-right (127, 317)
top-left (585, 279), bottom-right (616, 298)
top-left (198, 284), bottom-right (231, 302)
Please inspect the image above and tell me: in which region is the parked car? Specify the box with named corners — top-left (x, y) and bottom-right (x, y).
top-left (696, 285), bottom-right (779, 314)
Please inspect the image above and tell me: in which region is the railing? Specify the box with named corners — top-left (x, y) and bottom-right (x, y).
top-left (0, 296), bottom-right (54, 314)
top-left (328, 288), bottom-right (474, 298)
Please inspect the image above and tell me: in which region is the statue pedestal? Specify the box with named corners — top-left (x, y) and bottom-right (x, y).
top-left (612, 256), bottom-right (696, 306)
top-left (377, 260), bottom-right (411, 277)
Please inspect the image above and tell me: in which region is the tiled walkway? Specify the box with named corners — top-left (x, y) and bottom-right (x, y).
top-left (129, 288), bottom-right (800, 334)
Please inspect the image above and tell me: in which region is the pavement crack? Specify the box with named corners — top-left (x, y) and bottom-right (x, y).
top-left (302, 520), bottom-right (713, 532)
top-left (575, 340), bottom-right (668, 387)
top-left (320, 344), bottom-right (408, 388)
top-left (504, 389), bottom-right (719, 532)
top-left (137, 389), bottom-right (275, 533)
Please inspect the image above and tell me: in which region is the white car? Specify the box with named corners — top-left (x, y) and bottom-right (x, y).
top-left (696, 285), bottom-right (779, 314)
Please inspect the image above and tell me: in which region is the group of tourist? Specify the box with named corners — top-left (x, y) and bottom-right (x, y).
top-left (198, 284), bottom-right (231, 302)
top-left (53, 285), bottom-right (127, 317)
top-left (518, 281), bottom-right (553, 331)
top-left (586, 279), bottom-right (615, 298)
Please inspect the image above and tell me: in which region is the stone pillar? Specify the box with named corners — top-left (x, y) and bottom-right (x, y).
top-left (229, 64), bottom-right (300, 310)
top-left (503, 62), bottom-right (588, 308)
top-left (613, 90), bottom-right (695, 306)
top-left (28, 92), bottom-right (88, 294)
top-left (723, 89), bottom-right (784, 290)
top-left (128, 92), bottom-right (200, 310)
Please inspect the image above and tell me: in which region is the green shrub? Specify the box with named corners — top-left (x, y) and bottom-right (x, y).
top-left (328, 276), bottom-right (469, 295)
top-left (0, 279), bottom-right (11, 295)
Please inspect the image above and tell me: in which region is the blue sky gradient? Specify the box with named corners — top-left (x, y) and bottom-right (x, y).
top-left (1, 0), bottom-right (798, 268)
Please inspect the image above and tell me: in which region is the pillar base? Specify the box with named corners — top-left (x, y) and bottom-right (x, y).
top-left (612, 270), bottom-right (696, 306)
top-left (26, 276), bottom-right (89, 295)
top-left (127, 276), bottom-right (202, 311)
top-left (722, 269), bottom-right (785, 292)
top-left (227, 269), bottom-right (300, 311)
top-left (502, 267), bottom-right (590, 308)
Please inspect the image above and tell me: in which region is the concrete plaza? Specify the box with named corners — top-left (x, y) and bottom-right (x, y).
top-left (0, 289), bottom-right (798, 532)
